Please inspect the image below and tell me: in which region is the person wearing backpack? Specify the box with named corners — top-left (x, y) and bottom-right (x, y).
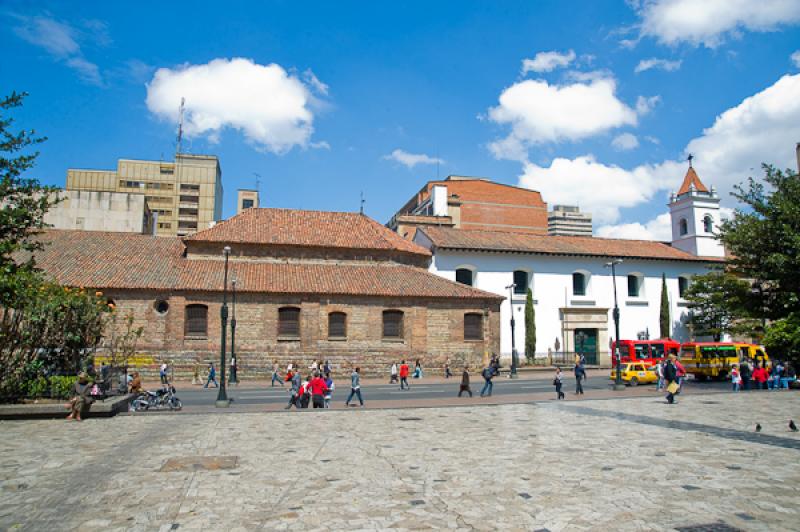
top-left (574, 359), bottom-right (585, 395)
top-left (480, 365), bottom-right (494, 397)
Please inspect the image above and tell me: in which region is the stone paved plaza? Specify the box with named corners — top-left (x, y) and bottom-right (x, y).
top-left (1, 392), bottom-right (799, 531)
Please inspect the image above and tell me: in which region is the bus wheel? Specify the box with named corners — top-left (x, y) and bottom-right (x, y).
top-left (630, 377), bottom-right (639, 386)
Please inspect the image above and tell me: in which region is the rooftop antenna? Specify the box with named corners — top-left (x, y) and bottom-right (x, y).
top-left (360, 191), bottom-right (365, 215)
top-left (176, 97), bottom-right (185, 156)
top-left (687, 153), bottom-right (694, 168)
top-left (253, 173), bottom-right (261, 194)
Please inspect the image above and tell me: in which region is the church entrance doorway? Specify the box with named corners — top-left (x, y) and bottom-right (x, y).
top-left (574, 328), bottom-right (598, 365)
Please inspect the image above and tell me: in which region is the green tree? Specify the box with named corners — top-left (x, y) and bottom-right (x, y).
top-left (762, 313), bottom-right (800, 367)
top-left (659, 273), bottom-right (670, 338)
top-left (683, 270), bottom-right (759, 341)
top-left (524, 287), bottom-right (536, 363)
top-left (0, 92), bottom-right (59, 307)
top-left (720, 164), bottom-right (800, 320)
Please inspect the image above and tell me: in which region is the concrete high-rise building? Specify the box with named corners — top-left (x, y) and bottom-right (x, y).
top-left (43, 190), bottom-right (153, 234)
top-left (237, 189), bottom-right (259, 214)
top-left (547, 205), bottom-right (592, 236)
top-left (66, 153), bottom-right (223, 237)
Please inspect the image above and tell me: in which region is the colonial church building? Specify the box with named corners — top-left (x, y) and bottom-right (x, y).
top-left (31, 209), bottom-right (502, 376)
top-left (391, 166), bottom-right (726, 366)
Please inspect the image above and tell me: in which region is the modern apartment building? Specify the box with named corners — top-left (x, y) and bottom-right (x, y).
top-left (547, 205), bottom-right (593, 236)
top-left (66, 153), bottom-right (223, 237)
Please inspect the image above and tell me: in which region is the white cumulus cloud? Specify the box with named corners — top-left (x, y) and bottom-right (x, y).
top-left (634, 0), bottom-right (800, 48)
top-left (792, 50), bottom-right (800, 68)
top-left (383, 149), bottom-right (444, 169)
top-left (635, 58), bottom-right (682, 73)
top-left (518, 73), bottom-right (800, 231)
top-left (612, 133), bottom-right (639, 151)
top-left (145, 58), bottom-right (326, 154)
top-left (636, 95), bottom-right (661, 115)
top-left (521, 50), bottom-right (576, 74)
top-left (488, 77), bottom-right (638, 160)
top-left (596, 212), bottom-right (673, 241)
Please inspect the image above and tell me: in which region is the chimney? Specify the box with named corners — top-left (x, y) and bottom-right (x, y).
top-left (431, 185), bottom-right (448, 217)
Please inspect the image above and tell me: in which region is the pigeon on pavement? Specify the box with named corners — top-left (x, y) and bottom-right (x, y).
top-left (790, 420), bottom-right (798, 432)
top-left (756, 423), bottom-right (762, 433)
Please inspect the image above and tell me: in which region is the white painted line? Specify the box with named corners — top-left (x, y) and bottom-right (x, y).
top-left (388, 390), bottom-right (447, 395)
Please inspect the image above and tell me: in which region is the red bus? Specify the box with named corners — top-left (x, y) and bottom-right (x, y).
top-left (611, 339), bottom-right (681, 367)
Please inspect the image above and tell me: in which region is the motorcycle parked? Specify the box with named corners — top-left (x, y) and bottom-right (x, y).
top-left (130, 384), bottom-right (182, 412)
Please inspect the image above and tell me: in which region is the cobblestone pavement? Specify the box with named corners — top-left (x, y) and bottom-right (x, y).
top-left (1, 392), bottom-right (798, 531)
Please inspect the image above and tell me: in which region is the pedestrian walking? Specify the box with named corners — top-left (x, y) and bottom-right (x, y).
top-left (309, 371), bottom-right (328, 409)
top-left (574, 359), bottom-right (585, 395)
top-left (399, 360), bottom-right (410, 390)
top-left (444, 361), bottom-right (453, 379)
top-left (480, 365), bottom-right (494, 397)
top-left (664, 354), bottom-right (679, 404)
top-left (323, 359), bottom-right (331, 375)
top-left (413, 359), bottom-right (423, 379)
top-left (654, 360), bottom-right (664, 391)
top-left (675, 356), bottom-right (686, 391)
top-left (458, 366), bottom-right (472, 397)
top-left (299, 375), bottom-right (311, 408)
top-left (345, 367), bottom-right (364, 407)
top-left (160, 363), bottom-right (169, 384)
top-left (309, 360), bottom-right (319, 373)
top-left (554, 367), bottom-right (565, 400)
top-left (390, 362), bottom-right (398, 384)
top-left (324, 372), bottom-right (335, 408)
top-left (490, 353), bottom-right (500, 376)
top-left (285, 370), bottom-right (302, 409)
top-left (731, 364), bottom-right (741, 392)
top-left (271, 360), bottom-right (284, 387)
top-left (204, 363), bottom-right (218, 388)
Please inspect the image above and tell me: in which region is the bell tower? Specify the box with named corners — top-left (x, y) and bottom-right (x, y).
top-left (668, 157), bottom-right (725, 258)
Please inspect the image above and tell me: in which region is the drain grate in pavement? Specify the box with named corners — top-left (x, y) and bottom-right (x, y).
top-left (675, 523), bottom-right (743, 531)
top-left (735, 513), bottom-right (755, 521)
top-left (159, 456), bottom-right (238, 472)
top-left (399, 417), bottom-right (423, 421)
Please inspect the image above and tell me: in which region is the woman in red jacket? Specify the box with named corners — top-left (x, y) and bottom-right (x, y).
top-left (752, 363), bottom-right (769, 390)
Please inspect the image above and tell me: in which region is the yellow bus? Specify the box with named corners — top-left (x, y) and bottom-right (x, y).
top-left (680, 342), bottom-right (769, 381)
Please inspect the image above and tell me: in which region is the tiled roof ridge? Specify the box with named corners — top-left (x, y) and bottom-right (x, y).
top-left (420, 225), bottom-right (674, 249)
top-left (392, 262), bottom-right (504, 300)
top-left (360, 215), bottom-right (431, 256)
top-left (427, 178), bottom-right (543, 196)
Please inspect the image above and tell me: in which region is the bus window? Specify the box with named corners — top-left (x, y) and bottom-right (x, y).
top-left (755, 349), bottom-right (765, 358)
top-left (634, 343), bottom-right (650, 360)
top-left (651, 343), bottom-right (666, 359)
top-left (668, 347), bottom-right (679, 355)
top-left (700, 346), bottom-right (718, 358)
top-left (682, 346), bottom-right (695, 358)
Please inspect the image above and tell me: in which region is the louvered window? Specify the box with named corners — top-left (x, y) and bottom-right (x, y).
top-left (278, 307), bottom-right (300, 337)
top-left (464, 313), bottom-right (483, 341)
top-left (383, 310), bottom-right (404, 338)
top-left (184, 304), bottom-right (208, 337)
top-left (328, 312), bottom-right (347, 339)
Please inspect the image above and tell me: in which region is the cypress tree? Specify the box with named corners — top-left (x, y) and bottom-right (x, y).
top-left (659, 273), bottom-right (670, 338)
top-left (525, 287), bottom-right (536, 362)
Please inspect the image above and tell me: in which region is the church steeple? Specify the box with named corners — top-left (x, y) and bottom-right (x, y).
top-left (668, 159), bottom-right (725, 258)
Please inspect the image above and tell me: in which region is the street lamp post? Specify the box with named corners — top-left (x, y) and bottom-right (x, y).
top-left (230, 277), bottom-right (237, 385)
top-left (216, 246), bottom-right (231, 407)
top-left (605, 258), bottom-right (624, 391)
top-left (505, 283), bottom-right (518, 378)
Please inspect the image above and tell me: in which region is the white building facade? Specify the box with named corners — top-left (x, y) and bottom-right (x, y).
top-left (411, 166), bottom-right (726, 366)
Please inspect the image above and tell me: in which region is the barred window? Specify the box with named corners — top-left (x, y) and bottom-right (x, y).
top-left (513, 270), bottom-right (528, 294)
top-left (278, 307), bottom-right (300, 337)
top-left (328, 312), bottom-right (347, 339)
top-left (383, 310), bottom-right (404, 338)
top-left (184, 304), bottom-right (208, 337)
top-left (464, 313), bottom-right (483, 341)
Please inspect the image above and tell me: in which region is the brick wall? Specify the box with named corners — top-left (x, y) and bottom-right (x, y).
top-left (100, 290), bottom-right (500, 379)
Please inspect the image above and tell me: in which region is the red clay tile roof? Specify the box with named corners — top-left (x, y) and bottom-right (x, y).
top-left (186, 208), bottom-right (430, 256)
top-left (419, 226), bottom-right (725, 262)
top-left (677, 167), bottom-right (709, 195)
top-left (28, 230), bottom-right (499, 300)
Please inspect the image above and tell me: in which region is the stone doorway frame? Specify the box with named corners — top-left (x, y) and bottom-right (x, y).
top-left (560, 306), bottom-right (611, 367)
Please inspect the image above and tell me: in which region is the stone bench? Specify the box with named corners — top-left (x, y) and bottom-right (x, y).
top-left (0, 394), bottom-right (134, 420)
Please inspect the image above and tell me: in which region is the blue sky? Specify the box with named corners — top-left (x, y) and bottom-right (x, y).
top-left (3, 0), bottom-right (800, 239)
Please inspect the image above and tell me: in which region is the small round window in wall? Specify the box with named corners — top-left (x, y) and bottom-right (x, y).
top-left (154, 300), bottom-right (170, 315)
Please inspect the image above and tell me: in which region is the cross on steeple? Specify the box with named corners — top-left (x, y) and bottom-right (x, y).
top-left (687, 153), bottom-right (694, 168)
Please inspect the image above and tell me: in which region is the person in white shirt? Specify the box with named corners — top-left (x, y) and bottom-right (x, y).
top-left (390, 363), bottom-right (398, 384)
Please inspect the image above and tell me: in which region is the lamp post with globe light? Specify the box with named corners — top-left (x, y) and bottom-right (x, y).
top-left (605, 258), bottom-right (625, 391)
top-left (505, 283), bottom-right (518, 378)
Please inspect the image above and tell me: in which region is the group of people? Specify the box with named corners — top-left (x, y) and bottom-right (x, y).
top-left (389, 359), bottom-right (424, 387)
top-left (284, 367), bottom-right (338, 409)
top-left (731, 359), bottom-right (796, 391)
